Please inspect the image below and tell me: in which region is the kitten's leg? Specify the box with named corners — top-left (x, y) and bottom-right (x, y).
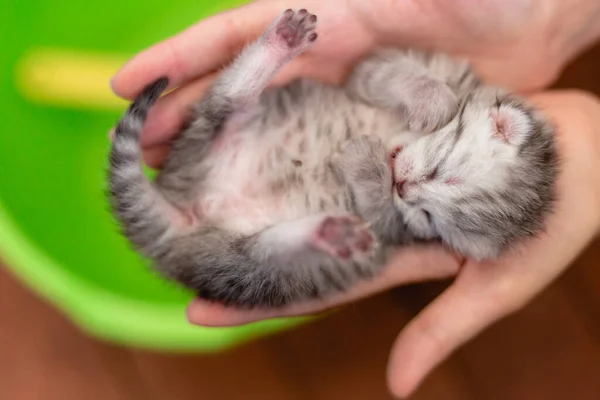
top-left (333, 136), bottom-right (414, 245)
top-left (170, 214), bottom-right (383, 307)
top-left (156, 8), bottom-right (318, 197)
top-left (346, 49), bottom-right (480, 132)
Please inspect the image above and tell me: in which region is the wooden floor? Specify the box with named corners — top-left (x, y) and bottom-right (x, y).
top-left (2, 45), bottom-right (600, 400)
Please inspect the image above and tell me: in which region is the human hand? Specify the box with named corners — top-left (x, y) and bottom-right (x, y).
top-left (109, 0), bottom-right (600, 397)
top-left (184, 90), bottom-right (600, 397)
top-left (110, 0), bottom-right (600, 168)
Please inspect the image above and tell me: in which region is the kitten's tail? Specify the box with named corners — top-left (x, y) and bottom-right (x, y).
top-left (107, 77), bottom-right (181, 259)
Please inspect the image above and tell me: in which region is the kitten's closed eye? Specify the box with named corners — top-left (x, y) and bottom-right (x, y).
top-left (395, 165), bottom-right (439, 199)
top-left (423, 209), bottom-right (433, 224)
top-left (425, 166), bottom-right (438, 181)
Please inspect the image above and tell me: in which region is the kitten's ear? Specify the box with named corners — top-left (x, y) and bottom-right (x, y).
top-left (490, 105), bottom-right (532, 147)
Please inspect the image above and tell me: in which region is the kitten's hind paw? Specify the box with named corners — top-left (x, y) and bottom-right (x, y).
top-left (267, 9), bottom-right (318, 57)
top-left (312, 216), bottom-right (374, 259)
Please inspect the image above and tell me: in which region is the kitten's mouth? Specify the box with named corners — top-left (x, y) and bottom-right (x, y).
top-left (390, 153), bottom-right (407, 200)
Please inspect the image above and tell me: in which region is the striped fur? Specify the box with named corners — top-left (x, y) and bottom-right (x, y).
top-left (107, 9), bottom-right (559, 308)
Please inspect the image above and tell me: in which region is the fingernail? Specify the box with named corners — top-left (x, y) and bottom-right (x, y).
top-left (109, 74), bottom-right (120, 96)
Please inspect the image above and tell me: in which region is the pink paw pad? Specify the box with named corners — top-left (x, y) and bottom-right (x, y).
top-left (273, 9), bottom-right (318, 50)
top-left (313, 216), bottom-right (374, 259)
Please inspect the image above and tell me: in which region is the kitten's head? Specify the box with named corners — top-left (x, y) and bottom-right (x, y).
top-left (392, 87), bottom-right (559, 260)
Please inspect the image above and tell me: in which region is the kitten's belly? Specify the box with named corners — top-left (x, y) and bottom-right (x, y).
top-left (197, 128), bottom-right (309, 235)
top-left (199, 189), bottom-right (286, 235)
top-left (194, 86), bottom-right (411, 235)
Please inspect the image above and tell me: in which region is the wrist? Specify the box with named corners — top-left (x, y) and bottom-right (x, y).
top-left (353, 0), bottom-right (600, 92)
top-left (544, 0), bottom-right (600, 80)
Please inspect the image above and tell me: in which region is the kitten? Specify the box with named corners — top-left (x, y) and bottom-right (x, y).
top-left (107, 9), bottom-right (559, 308)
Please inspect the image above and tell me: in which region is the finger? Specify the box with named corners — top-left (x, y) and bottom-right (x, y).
top-left (140, 73), bottom-right (216, 148)
top-left (111, 1), bottom-right (293, 99)
top-left (142, 144), bottom-right (172, 169)
top-left (186, 244), bottom-right (461, 327)
top-left (106, 77), bottom-right (205, 167)
top-left (386, 277), bottom-right (512, 398)
top-left (385, 88), bottom-right (600, 397)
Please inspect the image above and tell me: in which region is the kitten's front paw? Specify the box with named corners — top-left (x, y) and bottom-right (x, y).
top-left (334, 136), bottom-right (390, 185)
top-left (312, 216), bottom-right (374, 259)
top-left (266, 9), bottom-right (318, 57)
top-left (407, 78), bottom-right (458, 133)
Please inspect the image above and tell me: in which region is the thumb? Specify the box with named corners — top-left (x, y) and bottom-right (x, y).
top-left (386, 274), bottom-right (519, 398)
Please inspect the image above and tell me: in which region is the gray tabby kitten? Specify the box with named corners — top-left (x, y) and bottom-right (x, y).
top-left (108, 9), bottom-right (559, 308)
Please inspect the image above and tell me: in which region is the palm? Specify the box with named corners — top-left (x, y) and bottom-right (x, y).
top-left (277, 0), bottom-right (561, 91)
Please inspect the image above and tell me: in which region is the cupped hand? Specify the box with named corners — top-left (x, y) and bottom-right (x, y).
top-left (110, 0), bottom-right (600, 168)
top-left (109, 0), bottom-right (600, 397)
top-left (184, 90), bottom-right (600, 398)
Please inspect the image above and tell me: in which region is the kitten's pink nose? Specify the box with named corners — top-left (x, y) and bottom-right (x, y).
top-left (396, 180), bottom-right (407, 197)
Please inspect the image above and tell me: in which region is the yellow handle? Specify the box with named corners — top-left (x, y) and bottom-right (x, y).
top-left (15, 47), bottom-right (129, 111)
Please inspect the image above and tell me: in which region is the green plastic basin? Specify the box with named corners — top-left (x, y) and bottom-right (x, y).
top-left (0, 0), bottom-right (308, 351)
